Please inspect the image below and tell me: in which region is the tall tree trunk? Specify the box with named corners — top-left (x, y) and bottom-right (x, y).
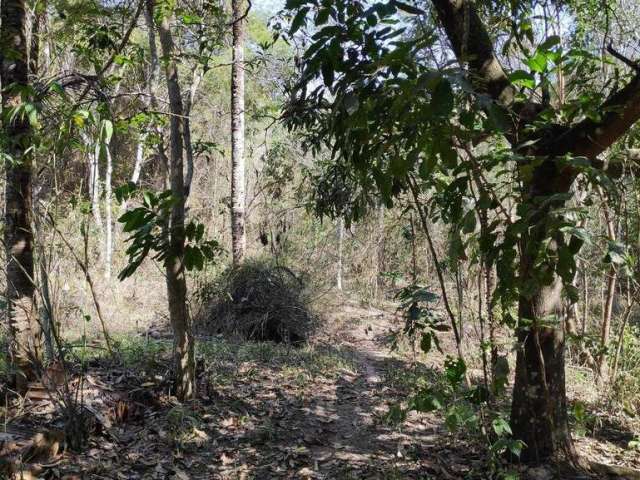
top-left (104, 145), bottom-right (113, 279)
top-left (2, 0), bottom-right (43, 390)
top-left (85, 134), bottom-right (104, 236)
top-left (183, 66), bottom-right (202, 199)
top-left (336, 217), bottom-right (344, 291)
top-left (143, 0), bottom-right (170, 188)
top-left (409, 213), bottom-right (417, 283)
top-left (156, 4), bottom-right (194, 401)
top-left (376, 203), bottom-right (385, 295)
top-left (597, 200), bottom-right (617, 381)
top-left (230, 0), bottom-right (247, 264)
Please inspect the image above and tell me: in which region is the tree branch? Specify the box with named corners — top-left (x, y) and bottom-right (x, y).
top-left (430, 0), bottom-right (515, 107)
top-left (548, 73), bottom-right (640, 159)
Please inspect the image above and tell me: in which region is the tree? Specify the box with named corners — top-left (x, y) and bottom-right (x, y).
top-left (2, 0), bottom-right (43, 390)
top-left (156, 2), bottom-right (195, 401)
top-left (231, 0), bottom-right (247, 264)
top-left (430, 0), bottom-right (639, 462)
top-left (282, 0), bottom-right (640, 464)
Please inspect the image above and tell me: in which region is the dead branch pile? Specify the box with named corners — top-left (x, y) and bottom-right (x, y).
top-left (194, 260), bottom-right (317, 344)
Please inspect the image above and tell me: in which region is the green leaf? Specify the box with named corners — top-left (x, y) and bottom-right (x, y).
top-left (420, 332), bottom-right (432, 354)
top-left (509, 69), bottom-right (535, 89)
top-left (289, 7), bottom-right (310, 35)
top-left (604, 241), bottom-right (627, 265)
top-left (462, 210), bottom-right (476, 234)
top-left (391, 0), bottom-right (424, 15)
top-left (321, 61), bottom-right (334, 87)
top-left (492, 417), bottom-right (512, 437)
top-left (343, 94), bottom-right (359, 115)
top-left (316, 7), bottom-right (330, 25)
top-left (430, 78), bottom-right (453, 117)
top-left (525, 51), bottom-right (548, 73)
top-left (539, 35), bottom-right (561, 51)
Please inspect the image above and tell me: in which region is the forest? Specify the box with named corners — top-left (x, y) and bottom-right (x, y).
top-left (1, 0), bottom-right (640, 478)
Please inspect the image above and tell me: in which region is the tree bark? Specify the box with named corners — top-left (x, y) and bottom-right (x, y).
top-left (2, 0), bottom-right (43, 390)
top-left (230, 0), bottom-right (247, 264)
top-left (511, 224), bottom-right (575, 462)
top-left (156, 4), bottom-right (195, 401)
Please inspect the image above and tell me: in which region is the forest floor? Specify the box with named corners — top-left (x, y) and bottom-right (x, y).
top-left (1, 298), bottom-right (639, 479)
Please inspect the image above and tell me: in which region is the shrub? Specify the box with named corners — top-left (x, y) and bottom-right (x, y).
top-left (194, 259), bottom-right (317, 344)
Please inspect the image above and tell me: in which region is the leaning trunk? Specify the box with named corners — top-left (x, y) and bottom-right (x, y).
top-left (230, 0), bottom-right (247, 264)
top-left (156, 5), bottom-right (194, 401)
top-left (2, 0), bottom-right (43, 390)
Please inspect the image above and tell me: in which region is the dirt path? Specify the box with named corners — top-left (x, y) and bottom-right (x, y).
top-left (296, 303), bottom-right (476, 479)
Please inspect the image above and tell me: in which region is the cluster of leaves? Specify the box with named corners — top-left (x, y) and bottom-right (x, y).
top-left (116, 184), bottom-right (222, 279)
top-left (394, 284), bottom-right (448, 355)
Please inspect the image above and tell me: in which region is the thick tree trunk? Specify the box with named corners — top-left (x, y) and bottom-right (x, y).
top-left (511, 277), bottom-right (575, 462)
top-left (510, 184), bottom-right (576, 463)
top-left (230, 0), bottom-right (247, 264)
top-left (156, 5), bottom-right (195, 401)
top-left (2, 0), bottom-right (43, 390)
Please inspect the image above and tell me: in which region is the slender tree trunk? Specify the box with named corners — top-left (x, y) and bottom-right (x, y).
top-left (230, 0), bottom-right (247, 264)
top-left (477, 269), bottom-right (489, 390)
top-left (85, 135), bottom-right (104, 235)
top-left (409, 213), bottom-right (417, 283)
top-left (581, 268), bottom-right (589, 335)
top-left (104, 145), bottom-right (113, 279)
top-left (597, 202), bottom-right (617, 381)
top-left (336, 217), bottom-right (344, 291)
top-left (610, 279), bottom-right (634, 382)
top-left (376, 203), bottom-right (385, 294)
top-left (131, 136), bottom-right (145, 186)
top-left (183, 67), bottom-right (202, 199)
top-left (32, 212), bottom-right (55, 359)
top-left (2, 0), bottom-right (43, 390)
top-left (143, 0), bottom-right (170, 189)
top-left (156, 4), bottom-right (194, 401)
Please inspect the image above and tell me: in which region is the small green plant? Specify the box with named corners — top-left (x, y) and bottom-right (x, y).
top-left (387, 284), bottom-right (523, 477)
top-left (115, 184), bottom-right (222, 279)
top-left (392, 284), bottom-right (448, 355)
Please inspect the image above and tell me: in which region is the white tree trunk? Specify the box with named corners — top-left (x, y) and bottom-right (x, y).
top-left (84, 133), bottom-right (104, 236)
top-left (121, 134), bottom-right (146, 211)
top-left (104, 145), bottom-right (113, 279)
top-left (230, 0), bottom-right (247, 264)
